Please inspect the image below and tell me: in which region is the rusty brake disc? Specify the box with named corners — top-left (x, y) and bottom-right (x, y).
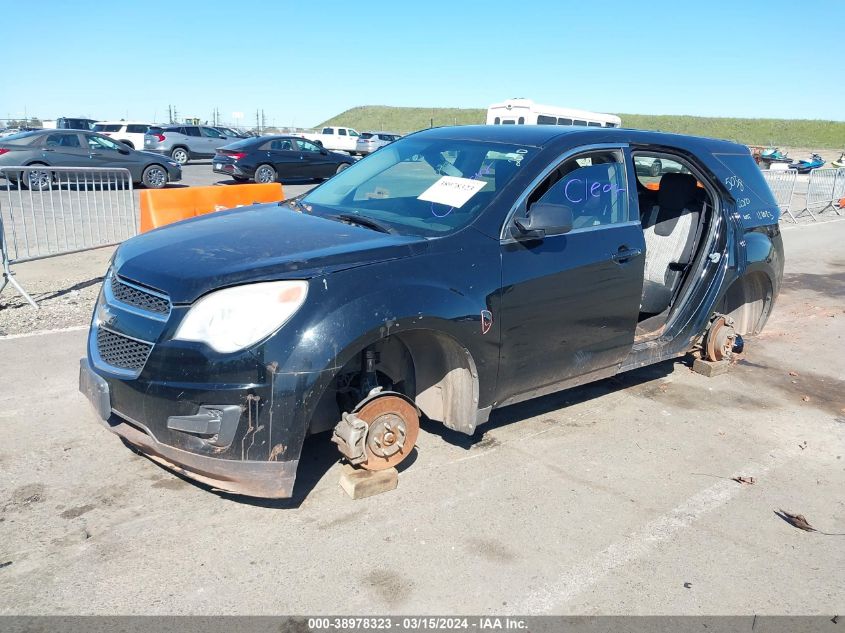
top-left (355, 395), bottom-right (419, 471)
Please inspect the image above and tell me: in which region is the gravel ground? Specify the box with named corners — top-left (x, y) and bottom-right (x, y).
top-left (0, 246), bottom-right (114, 336)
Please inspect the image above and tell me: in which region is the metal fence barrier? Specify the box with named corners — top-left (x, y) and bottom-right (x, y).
top-left (804, 167), bottom-right (844, 220)
top-left (0, 166), bottom-right (136, 308)
top-left (762, 167), bottom-right (845, 223)
top-left (760, 169), bottom-right (799, 222)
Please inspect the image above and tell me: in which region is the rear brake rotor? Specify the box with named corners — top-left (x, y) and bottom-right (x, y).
top-left (356, 395), bottom-right (419, 471)
top-left (705, 316), bottom-right (736, 362)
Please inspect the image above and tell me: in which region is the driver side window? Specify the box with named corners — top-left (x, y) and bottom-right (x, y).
top-left (201, 127), bottom-right (223, 138)
top-left (527, 150), bottom-right (629, 230)
top-left (87, 135), bottom-right (121, 151)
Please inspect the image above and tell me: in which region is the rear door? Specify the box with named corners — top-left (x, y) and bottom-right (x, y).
top-left (39, 132), bottom-right (90, 166)
top-left (496, 145), bottom-right (646, 402)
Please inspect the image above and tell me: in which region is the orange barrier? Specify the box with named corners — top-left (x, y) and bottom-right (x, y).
top-left (838, 197), bottom-right (845, 209)
top-left (139, 183), bottom-right (285, 233)
top-left (643, 180), bottom-right (704, 191)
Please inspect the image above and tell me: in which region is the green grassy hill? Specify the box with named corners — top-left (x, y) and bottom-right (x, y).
top-left (318, 106), bottom-right (845, 148)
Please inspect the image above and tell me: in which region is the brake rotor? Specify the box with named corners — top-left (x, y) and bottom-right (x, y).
top-left (356, 395), bottom-right (419, 471)
top-left (705, 316), bottom-right (736, 362)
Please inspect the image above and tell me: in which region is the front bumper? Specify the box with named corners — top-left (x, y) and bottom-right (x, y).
top-left (79, 358), bottom-right (299, 498)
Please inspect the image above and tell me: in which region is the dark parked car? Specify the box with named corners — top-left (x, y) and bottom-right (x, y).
top-left (0, 129), bottom-right (182, 189)
top-left (56, 117), bottom-right (97, 131)
top-left (80, 125), bottom-right (784, 498)
top-left (212, 135), bottom-right (355, 183)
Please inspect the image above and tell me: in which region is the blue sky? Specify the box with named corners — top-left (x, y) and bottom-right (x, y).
top-left (2, 0), bottom-right (844, 126)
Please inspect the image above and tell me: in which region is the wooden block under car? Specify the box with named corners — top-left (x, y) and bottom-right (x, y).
top-left (339, 464), bottom-right (398, 499)
top-left (692, 357), bottom-right (730, 377)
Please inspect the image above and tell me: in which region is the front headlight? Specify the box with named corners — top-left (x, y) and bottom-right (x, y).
top-left (173, 280), bottom-right (308, 353)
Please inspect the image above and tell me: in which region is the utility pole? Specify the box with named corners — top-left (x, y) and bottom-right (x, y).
top-left (261, 109), bottom-right (266, 132)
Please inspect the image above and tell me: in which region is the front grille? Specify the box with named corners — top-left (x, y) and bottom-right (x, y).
top-left (96, 328), bottom-right (153, 372)
top-left (111, 275), bottom-right (170, 315)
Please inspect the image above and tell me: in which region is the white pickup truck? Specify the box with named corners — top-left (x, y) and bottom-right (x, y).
top-left (290, 126), bottom-right (361, 154)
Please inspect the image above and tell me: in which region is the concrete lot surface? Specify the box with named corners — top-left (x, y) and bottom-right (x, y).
top-left (0, 220), bottom-right (843, 615)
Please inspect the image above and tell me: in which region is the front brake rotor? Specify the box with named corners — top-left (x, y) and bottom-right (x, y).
top-left (705, 315), bottom-right (736, 362)
top-left (355, 395), bottom-right (419, 471)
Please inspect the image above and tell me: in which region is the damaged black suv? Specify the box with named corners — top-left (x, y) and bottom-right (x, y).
top-left (80, 125), bottom-right (784, 498)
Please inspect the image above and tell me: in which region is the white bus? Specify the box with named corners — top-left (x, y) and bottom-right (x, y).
top-left (486, 98), bottom-right (621, 128)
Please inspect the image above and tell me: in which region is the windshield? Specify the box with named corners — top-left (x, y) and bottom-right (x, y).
top-left (302, 136), bottom-right (536, 236)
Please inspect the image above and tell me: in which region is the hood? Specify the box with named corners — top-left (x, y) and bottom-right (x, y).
top-left (113, 204), bottom-right (428, 303)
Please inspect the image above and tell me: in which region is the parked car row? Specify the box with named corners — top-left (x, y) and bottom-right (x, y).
top-left (0, 129), bottom-right (182, 189)
top-left (290, 126), bottom-right (401, 155)
top-left (0, 117), bottom-right (400, 188)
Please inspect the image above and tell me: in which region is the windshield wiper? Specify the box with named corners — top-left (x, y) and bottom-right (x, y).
top-left (282, 195), bottom-right (308, 213)
top-left (333, 213), bottom-right (396, 234)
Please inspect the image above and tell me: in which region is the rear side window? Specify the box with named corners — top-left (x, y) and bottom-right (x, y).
top-left (185, 127), bottom-right (201, 137)
top-left (45, 133), bottom-right (81, 147)
top-left (200, 127), bottom-right (223, 138)
top-left (573, 120), bottom-right (587, 126)
top-left (587, 122), bottom-right (602, 127)
top-left (537, 115), bottom-right (556, 125)
top-left (93, 124), bottom-right (121, 132)
top-left (338, 129), bottom-right (347, 136)
top-left (558, 118), bottom-right (573, 125)
top-left (126, 124), bottom-right (149, 134)
top-left (322, 128), bottom-right (335, 134)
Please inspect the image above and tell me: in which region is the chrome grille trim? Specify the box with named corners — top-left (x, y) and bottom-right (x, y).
top-left (95, 327), bottom-right (154, 373)
top-left (106, 272), bottom-right (171, 321)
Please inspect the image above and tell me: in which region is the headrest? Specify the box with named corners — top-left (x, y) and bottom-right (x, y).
top-left (658, 173), bottom-right (698, 211)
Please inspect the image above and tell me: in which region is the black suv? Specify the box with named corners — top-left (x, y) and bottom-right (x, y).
top-left (80, 125), bottom-right (784, 498)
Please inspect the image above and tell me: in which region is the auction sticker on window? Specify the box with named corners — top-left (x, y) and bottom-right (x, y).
top-left (417, 176), bottom-right (487, 208)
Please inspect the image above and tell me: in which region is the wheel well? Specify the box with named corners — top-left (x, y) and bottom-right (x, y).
top-left (718, 272), bottom-right (774, 335)
top-left (171, 145), bottom-right (188, 154)
top-left (308, 331), bottom-right (480, 436)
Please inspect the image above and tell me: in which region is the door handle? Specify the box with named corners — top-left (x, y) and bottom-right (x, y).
top-left (89, 152), bottom-right (102, 157)
top-left (612, 247), bottom-right (642, 263)
top-left (42, 148), bottom-right (55, 152)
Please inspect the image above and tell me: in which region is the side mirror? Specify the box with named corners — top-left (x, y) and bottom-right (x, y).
top-left (320, 148), bottom-right (328, 155)
top-left (118, 147), bottom-right (130, 155)
top-left (513, 202), bottom-right (573, 239)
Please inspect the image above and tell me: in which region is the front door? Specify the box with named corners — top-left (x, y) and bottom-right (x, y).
top-left (84, 134), bottom-right (136, 170)
top-left (496, 147), bottom-right (645, 403)
top-left (264, 138), bottom-right (306, 179)
top-left (200, 126), bottom-right (227, 156)
top-left (294, 139), bottom-right (334, 178)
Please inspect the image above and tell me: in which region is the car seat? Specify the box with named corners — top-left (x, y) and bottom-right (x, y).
top-left (640, 173), bottom-right (702, 314)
